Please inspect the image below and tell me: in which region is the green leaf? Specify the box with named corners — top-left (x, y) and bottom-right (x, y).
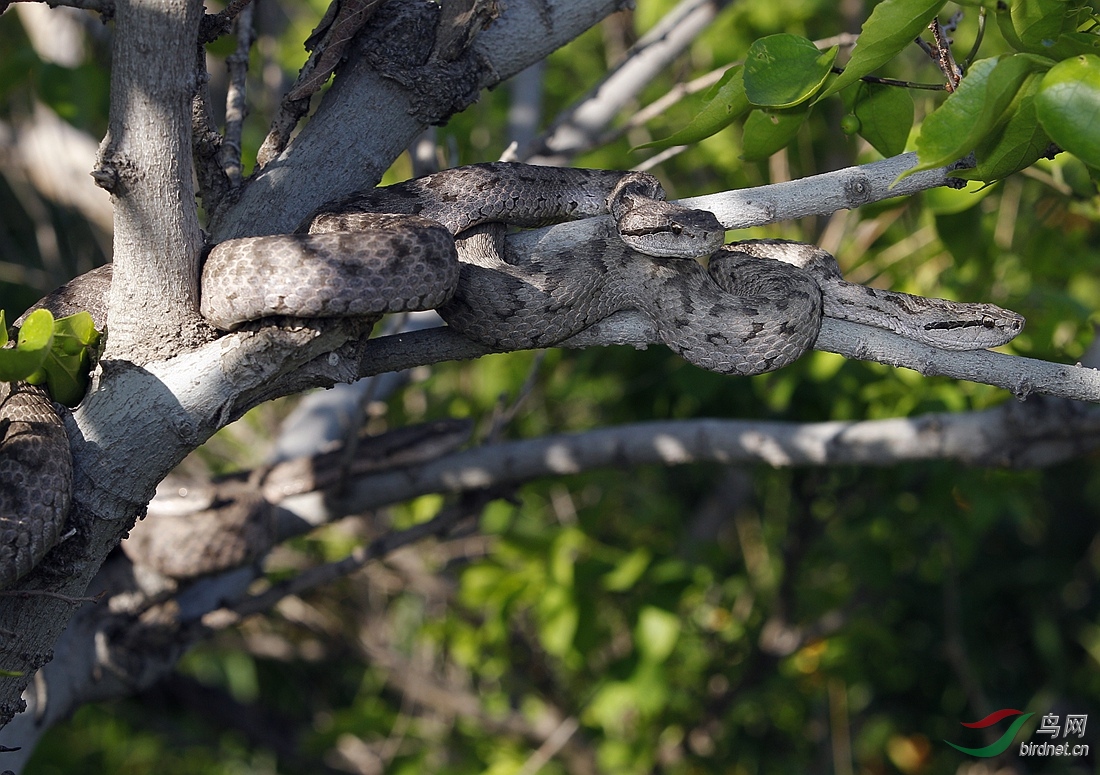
top-left (53, 311), bottom-right (100, 353)
top-left (1010, 0), bottom-right (1069, 48)
top-left (0, 309), bottom-right (54, 382)
top-left (537, 585), bottom-right (578, 657)
top-left (996, 2), bottom-right (1100, 58)
top-left (819, 0), bottom-right (946, 99)
top-left (637, 66), bottom-right (750, 150)
top-left (602, 548), bottom-right (652, 591)
top-left (1061, 156), bottom-right (1099, 197)
top-left (38, 349), bottom-right (88, 407)
top-left (1043, 33), bottom-right (1100, 61)
top-left (41, 312), bottom-right (102, 406)
top-left (912, 54), bottom-right (1049, 174)
top-left (635, 606), bottom-right (681, 663)
top-left (0, 310), bottom-right (7, 348)
top-left (923, 180), bottom-right (998, 214)
top-left (743, 34), bottom-right (838, 108)
top-left (1036, 53), bottom-right (1100, 167)
top-left (741, 106), bottom-right (810, 161)
top-left (853, 82), bottom-right (915, 157)
top-left (0, 310), bottom-right (101, 405)
top-left (957, 74), bottom-right (1053, 181)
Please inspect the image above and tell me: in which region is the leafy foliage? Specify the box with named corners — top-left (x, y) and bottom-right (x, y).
top-left (744, 34), bottom-right (838, 107)
top-left (821, 0), bottom-right (946, 97)
top-left (649, 0), bottom-right (1100, 183)
top-left (637, 66), bottom-right (750, 151)
top-left (911, 53), bottom-right (1051, 174)
top-left (0, 309), bottom-right (100, 406)
top-left (1036, 54), bottom-right (1100, 167)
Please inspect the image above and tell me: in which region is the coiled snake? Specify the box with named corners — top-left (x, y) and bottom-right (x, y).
top-left (0, 163), bottom-right (1024, 587)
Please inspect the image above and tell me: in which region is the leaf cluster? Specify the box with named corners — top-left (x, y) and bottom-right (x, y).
top-left (0, 309), bottom-right (101, 406)
top-left (646, 0), bottom-right (1100, 181)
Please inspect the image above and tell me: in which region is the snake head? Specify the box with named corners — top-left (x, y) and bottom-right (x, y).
top-left (919, 305), bottom-right (1026, 350)
top-left (616, 201), bottom-right (726, 259)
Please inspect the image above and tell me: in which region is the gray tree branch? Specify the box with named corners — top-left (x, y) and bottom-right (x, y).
top-left (213, 0), bottom-right (628, 240)
top-left (521, 0), bottom-right (734, 164)
top-left (0, 0), bottom-right (209, 732)
top-left (95, 0), bottom-right (206, 359)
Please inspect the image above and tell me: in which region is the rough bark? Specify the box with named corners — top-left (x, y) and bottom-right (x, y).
top-left (95, 0), bottom-right (207, 360)
top-left (212, 0), bottom-right (629, 240)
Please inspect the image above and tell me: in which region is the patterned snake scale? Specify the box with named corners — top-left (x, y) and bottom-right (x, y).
top-left (0, 163), bottom-right (1025, 587)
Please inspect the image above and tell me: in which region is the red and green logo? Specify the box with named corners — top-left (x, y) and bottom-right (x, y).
top-left (946, 709), bottom-right (1035, 756)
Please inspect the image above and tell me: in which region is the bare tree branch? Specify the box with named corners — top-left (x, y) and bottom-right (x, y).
top-left (255, 0), bottom-right (383, 167)
top-left (334, 399), bottom-right (1100, 514)
top-left (683, 152), bottom-right (969, 229)
top-left (94, 0), bottom-right (207, 359)
top-left (220, 0), bottom-right (255, 185)
top-left (522, 0), bottom-right (734, 164)
top-left (326, 309), bottom-right (1100, 405)
top-left (815, 320), bottom-right (1099, 401)
top-left (3, 0), bottom-right (114, 18)
top-left (215, 0), bottom-right (629, 240)
top-left (191, 50), bottom-right (232, 212)
top-left (198, 0), bottom-right (252, 43)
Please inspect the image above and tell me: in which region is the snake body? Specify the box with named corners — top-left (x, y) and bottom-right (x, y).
top-left (0, 384), bottom-right (73, 586)
top-left (1, 162), bottom-right (1025, 586)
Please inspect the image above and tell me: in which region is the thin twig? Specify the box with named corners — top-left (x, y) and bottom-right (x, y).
top-left (516, 717), bottom-right (580, 775)
top-left (202, 503), bottom-right (466, 627)
top-left (829, 67), bottom-right (947, 91)
top-left (523, 0), bottom-right (733, 163)
top-left (220, 1), bottom-right (255, 185)
top-left (483, 350), bottom-right (546, 443)
top-left (635, 143), bottom-right (689, 171)
top-left (928, 17), bottom-right (962, 90)
top-left (199, 0), bottom-right (253, 44)
top-left (604, 65), bottom-right (727, 147)
top-left (961, 7), bottom-right (986, 74)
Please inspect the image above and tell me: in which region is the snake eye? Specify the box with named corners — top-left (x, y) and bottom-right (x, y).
top-left (670, 223), bottom-right (683, 235)
top-left (982, 315), bottom-right (995, 328)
